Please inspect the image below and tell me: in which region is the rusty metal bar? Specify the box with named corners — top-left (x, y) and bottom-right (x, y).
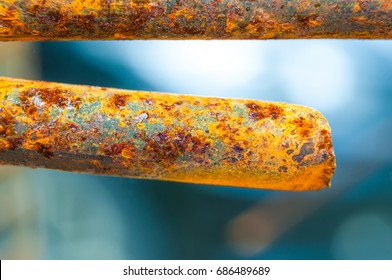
top-left (0, 0), bottom-right (391, 41)
top-left (0, 77), bottom-right (335, 190)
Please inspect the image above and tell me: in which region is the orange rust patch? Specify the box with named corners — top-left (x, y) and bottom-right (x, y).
top-left (291, 116), bottom-right (315, 138)
top-left (101, 142), bottom-right (133, 156)
top-left (20, 87), bottom-right (81, 114)
top-left (111, 94), bottom-right (129, 109)
top-left (352, 16), bottom-right (367, 23)
top-left (246, 103), bottom-right (284, 121)
top-left (382, 1), bottom-right (392, 11)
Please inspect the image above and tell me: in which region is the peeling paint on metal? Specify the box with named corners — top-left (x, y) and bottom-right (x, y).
top-left (0, 77), bottom-right (336, 191)
top-left (0, 0), bottom-right (391, 40)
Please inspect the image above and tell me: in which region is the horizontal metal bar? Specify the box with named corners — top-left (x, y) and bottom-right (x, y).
top-left (0, 77), bottom-right (335, 190)
top-left (0, 0), bottom-right (391, 41)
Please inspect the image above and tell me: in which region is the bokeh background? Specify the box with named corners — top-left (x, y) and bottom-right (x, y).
top-left (0, 40), bottom-right (391, 259)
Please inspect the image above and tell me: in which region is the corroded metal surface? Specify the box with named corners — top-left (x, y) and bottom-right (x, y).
top-left (0, 77), bottom-right (335, 190)
top-left (0, 0), bottom-right (391, 40)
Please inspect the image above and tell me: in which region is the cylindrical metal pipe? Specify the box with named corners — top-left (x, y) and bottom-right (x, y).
top-left (0, 77), bottom-right (335, 190)
top-left (0, 0), bottom-right (391, 41)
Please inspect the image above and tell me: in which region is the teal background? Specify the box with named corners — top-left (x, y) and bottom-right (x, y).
top-left (0, 40), bottom-right (391, 259)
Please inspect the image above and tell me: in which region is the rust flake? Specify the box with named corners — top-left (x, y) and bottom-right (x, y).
top-left (7, 137), bottom-right (24, 150)
top-left (246, 103), bottom-right (284, 121)
top-left (101, 142), bottom-right (136, 157)
top-left (291, 116), bottom-right (315, 138)
top-left (19, 87), bottom-right (81, 114)
top-left (292, 142), bottom-right (315, 163)
top-left (278, 165), bottom-right (288, 173)
top-left (0, 108), bottom-right (15, 137)
top-left (34, 142), bottom-right (54, 158)
top-left (143, 129), bottom-right (212, 167)
top-left (110, 94), bottom-right (129, 109)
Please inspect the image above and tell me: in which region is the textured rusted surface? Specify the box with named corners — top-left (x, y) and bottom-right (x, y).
top-left (0, 77), bottom-right (335, 190)
top-left (0, 0), bottom-right (391, 40)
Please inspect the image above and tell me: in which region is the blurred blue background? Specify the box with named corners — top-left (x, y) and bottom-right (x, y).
top-left (0, 40), bottom-right (391, 259)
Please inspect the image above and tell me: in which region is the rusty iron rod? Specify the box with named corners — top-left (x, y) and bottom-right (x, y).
top-left (0, 0), bottom-right (391, 41)
top-left (0, 77), bottom-right (335, 190)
